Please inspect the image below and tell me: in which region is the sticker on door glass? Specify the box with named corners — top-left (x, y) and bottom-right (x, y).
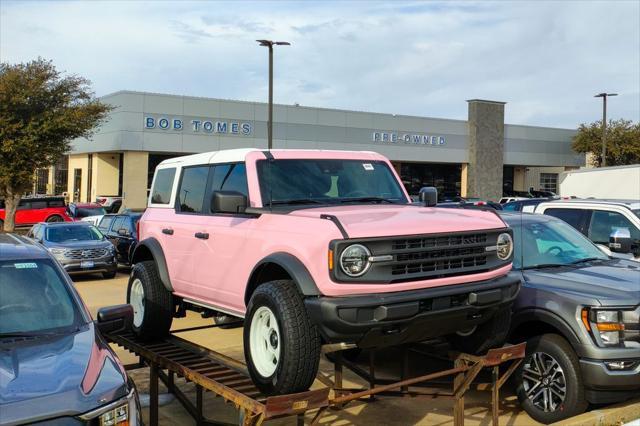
top-left (362, 163), bottom-right (374, 171)
top-left (14, 262), bottom-right (38, 269)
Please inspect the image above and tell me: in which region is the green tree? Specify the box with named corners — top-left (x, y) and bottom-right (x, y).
top-left (0, 58), bottom-right (112, 231)
top-left (572, 119), bottom-right (640, 167)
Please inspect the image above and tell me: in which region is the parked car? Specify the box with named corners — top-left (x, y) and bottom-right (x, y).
top-left (99, 212), bottom-right (143, 266)
top-left (96, 195), bottom-right (123, 213)
top-left (502, 213), bottom-right (640, 423)
top-left (499, 196), bottom-right (529, 204)
top-left (27, 221), bottom-right (117, 278)
top-left (502, 197), bottom-right (551, 213)
top-left (130, 148), bottom-right (520, 395)
top-left (535, 199), bottom-right (640, 261)
top-left (0, 233), bottom-right (140, 425)
top-left (67, 202), bottom-right (107, 225)
top-left (0, 196), bottom-right (71, 227)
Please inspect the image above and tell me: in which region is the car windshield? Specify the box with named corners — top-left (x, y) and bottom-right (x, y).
top-left (46, 225), bottom-right (104, 243)
top-left (256, 159), bottom-right (407, 206)
top-left (74, 206), bottom-right (106, 217)
top-left (509, 218), bottom-right (608, 269)
top-left (0, 259), bottom-right (82, 335)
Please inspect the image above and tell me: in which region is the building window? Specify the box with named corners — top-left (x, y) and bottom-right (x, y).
top-left (502, 166), bottom-right (514, 196)
top-left (36, 169), bottom-right (49, 194)
top-left (399, 162), bottom-right (462, 201)
top-left (539, 173), bottom-right (558, 193)
top-left (54, 156), bottom-right (69, 195)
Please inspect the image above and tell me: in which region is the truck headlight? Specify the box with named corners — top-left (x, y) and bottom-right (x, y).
top-left (339, 244), bottom-right (371, 277)
top-left (496, 233), bottom-right (513, 260)
top-left (78, 388), bottom-right (139, 426)
top-left (582, 308), bottom-right (628, 347)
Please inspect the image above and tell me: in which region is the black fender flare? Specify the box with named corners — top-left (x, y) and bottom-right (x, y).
top-left (245, 252), bottom-right (320, 305)
top-left (131, 237), bottom-right (173, 292)
top-left (510, 308), bottom-right (583, 352)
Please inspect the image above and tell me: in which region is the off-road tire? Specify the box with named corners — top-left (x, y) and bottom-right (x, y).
top-left (448, 306), bottom-right (512, 354)
top-left (46, 215), bottom-right (64, 223)
top-left (244, 280), bottom-right (321, 395)
top-left (127, 260), bottom-right (173, 340)
top-left (102, 271), bottom-right (117, 279)
top-left (515, 334), bottom-right (587, 424)
top-left (214, 313), bottom-right (243, 329)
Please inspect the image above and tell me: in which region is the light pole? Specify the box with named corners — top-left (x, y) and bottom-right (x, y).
top-left (594, 92), bottom-right (617, 167)
top-left (257, 40), bottom-right (290, 150)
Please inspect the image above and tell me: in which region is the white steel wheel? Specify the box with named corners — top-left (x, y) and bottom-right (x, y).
top-left (249, 306), bottom-right (280, 377)
top-left (129, 278), bottom-right (145, 328)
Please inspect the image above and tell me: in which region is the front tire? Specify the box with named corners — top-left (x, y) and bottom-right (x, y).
top-left (127, 261), bottom-right (173, 340)
top-left (515, 334), bottom-right (587, 424)
top-left (244, 280), bottom-right (320, 395)
top-left (448, 306), bottom-right (512, 354)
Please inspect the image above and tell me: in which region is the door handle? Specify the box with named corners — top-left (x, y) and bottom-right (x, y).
top-left (194, 232), bottom-right (209, 240)
top-left (162, 228), bottom-right (174, 235)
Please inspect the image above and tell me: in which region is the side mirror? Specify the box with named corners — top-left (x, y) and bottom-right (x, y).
top-left (117, 228), bottom-right (129, 236)
top-left (96, 304), bottom-right (133, 335)
top-left (609, 228), bottom-right (632, 253)
top-left (211, 191), bottom-right (247, 214)
top-left (418, 187), bottom-right (438, 207)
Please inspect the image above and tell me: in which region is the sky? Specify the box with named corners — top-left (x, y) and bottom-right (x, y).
top-left (1, 0), bottom-right (639, 129)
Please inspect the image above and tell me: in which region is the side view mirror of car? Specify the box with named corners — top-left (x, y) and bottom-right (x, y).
top-left (96, 304), bottom-right (133, 335)
top-left (609, 228), bottom-right (632, 254)
top-left (418, 187), bottom-right (438, 207)
top-left (211, 191), bottom-right (247, 214)
top-left (117, 228), bottom-right (129, 236)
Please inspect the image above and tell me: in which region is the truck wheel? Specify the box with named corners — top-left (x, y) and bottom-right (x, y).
top-left (244, 280), bottom-right (320, 395)
top-left (127, 261), bottom-right (173, 340)
top-left (515, 334), bottom-right (587, 424)
top-left (448, 307), bottom-right (511, 354)
top-left (213, 313), bottom-right (242, 329)
top-left (46, 215), bottom-right (64, 222)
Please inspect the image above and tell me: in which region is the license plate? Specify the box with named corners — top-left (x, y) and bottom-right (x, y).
top-left (81, 260), bottom-right (94, 268)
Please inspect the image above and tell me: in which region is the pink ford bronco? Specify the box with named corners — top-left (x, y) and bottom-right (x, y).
top-left (129, 149), bottom-right (520, 395)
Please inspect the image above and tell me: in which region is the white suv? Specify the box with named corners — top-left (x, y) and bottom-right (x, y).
top-left (535, 199), bottom-right (640, 261)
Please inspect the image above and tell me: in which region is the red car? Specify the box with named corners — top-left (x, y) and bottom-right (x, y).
top-left (0, 196), bottom-right (72, 227)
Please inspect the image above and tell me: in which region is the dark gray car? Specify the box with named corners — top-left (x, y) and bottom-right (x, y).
top-left (0, 233), bottom-right (139, 425)
top-left (502, 213), bottom-right (640, 424)
top-left (27, 221), bottom-right (117, 278)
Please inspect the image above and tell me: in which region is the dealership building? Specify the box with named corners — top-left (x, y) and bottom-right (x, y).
top-left (38, 90), bottom-right (584, 209)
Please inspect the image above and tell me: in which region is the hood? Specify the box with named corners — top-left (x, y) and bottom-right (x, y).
top-left (524, 258), bottom-right (640, 306)
top-left (288, 204), bottom-right (506, 238)
top-left (0, 324), bottom-right (128, 424)
top-left (44, 239), bottom-right (110, 249)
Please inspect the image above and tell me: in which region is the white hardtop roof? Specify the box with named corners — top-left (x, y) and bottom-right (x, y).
top-left (157, 148), bottom-right (381, 168)
top-left (540, 199), bottom-right (640, 210)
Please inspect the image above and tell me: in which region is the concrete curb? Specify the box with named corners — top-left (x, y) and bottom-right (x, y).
top-left (553, 398), bottom-right (640, 426)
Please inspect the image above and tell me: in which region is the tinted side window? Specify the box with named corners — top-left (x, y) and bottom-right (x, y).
top-left (502, 203), bottom-right (518, 211)
top-left (31, 201), bottom-right (48, 209)
top-left (220, 163), bottom-right (248, 197)
top-left (17, 201), bottom-right (30, 210)
top-left (151, 168), bottom-right (176, 204)
top-left (588, 210), bottom-right (640, 244)
top-left (48, 199), bottom-right (65, 207)
top-left (111, 216), bottom-right (126, 233)
top-left (178, 166), bottom-right (210, 213)
top-left (544, 208), bottom-right (585, 233)
top-left (98, 216), bottom-right (114, 232)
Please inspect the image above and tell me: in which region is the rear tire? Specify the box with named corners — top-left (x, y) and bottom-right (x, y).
top-left (448, 306), bottom-right (511, 354)
top-left (244, 280), bottom-right (320, 395)
top-left (46, 215), bottom-right (64, 223)
top-left (127, 261), bottom-right (173, 340)
top-left (515, 334), bottom-right (587, 424)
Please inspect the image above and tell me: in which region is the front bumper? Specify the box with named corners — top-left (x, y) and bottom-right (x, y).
top-left (580, 358), bottom-right (640, 403)
top-left (305, 273), bottom-right (521, 348)
top-left (60, 256), bottom-right (117, 275)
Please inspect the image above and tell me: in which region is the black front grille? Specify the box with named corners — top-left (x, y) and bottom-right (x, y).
top-left (392, 233), bottom-right (487, 251)
top-left (64, 248), bottom-right (109, 259)
top-left (392, 245), bottom-right (487, 276)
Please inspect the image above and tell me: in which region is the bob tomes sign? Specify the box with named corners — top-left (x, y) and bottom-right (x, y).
top-left (372, 131), bottom-right (446, 146)
top-left (144, 115), bottom-right (252, 136)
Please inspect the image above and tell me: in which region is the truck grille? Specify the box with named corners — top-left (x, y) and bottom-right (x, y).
top-left (64, 248), bottom-right (109, 259)
top-left (332, 229), bottom-right (510, 284)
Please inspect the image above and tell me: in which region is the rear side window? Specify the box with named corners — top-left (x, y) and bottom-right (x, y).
top-left (48, 199), bottom-right (65, 207)
top-left (177, 166), bottom-right (210, 213)
top-left (98, 215), bottom-right (114, 232)
top-left (111, 216), bottom-right (126, 232)
top-left (544, 208), bottom-right (586, 233)
top-left (151, 168), bottom-right (176, 205)
top-left (31, 201), bottom-right (47, 209)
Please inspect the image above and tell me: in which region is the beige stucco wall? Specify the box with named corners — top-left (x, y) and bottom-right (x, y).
top-left (122, 151), bottom-right (149, 209)
top-left (93, 153), bottom-right (120, 199)
top-left (519, 166), bottom-right (579, 193)
top-left (460, 164), bottom-right (468, 197)
top-left (67, 154), bottom-right (89, 202)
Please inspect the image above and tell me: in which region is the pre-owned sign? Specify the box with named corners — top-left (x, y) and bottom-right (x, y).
top-left (372, 131), bottom-right (445, 145)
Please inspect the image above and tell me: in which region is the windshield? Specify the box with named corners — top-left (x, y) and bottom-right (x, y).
top-left (510, 218), bottom-right (608, 269)
top-left (256, 159), bottom-right (408, 206)
top-left (0, 259), bottom-right (82, 335)
top-left (46, 225), bottom-right (104, 243)
top-left (74, 206), bottom-right (106, 217)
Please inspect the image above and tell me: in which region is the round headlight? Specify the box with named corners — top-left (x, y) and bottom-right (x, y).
top-left (339, 244), bottom-right (371, 277)
top-left (496, 233), bottom-right (513, 260)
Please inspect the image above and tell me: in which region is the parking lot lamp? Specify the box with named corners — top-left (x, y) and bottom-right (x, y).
top-left (257, 40), bottom-right (291, 150)
top-left (594, 92), bottom-right (618, 167)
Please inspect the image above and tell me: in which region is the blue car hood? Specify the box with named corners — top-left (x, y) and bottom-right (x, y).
top-left (524, 258), bottom-right (640, 306)
top-left (0, 324), bottom-right (128, 424)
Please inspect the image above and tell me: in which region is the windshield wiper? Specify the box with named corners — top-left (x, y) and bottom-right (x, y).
top-left (522, 263), bottom-right (566, 270)
top-left (338, 197), bottom-right (398, 204)
top-left (269, 199), bottom-right (327, 205)
top-left (570, 257), bottom-right (605, 265)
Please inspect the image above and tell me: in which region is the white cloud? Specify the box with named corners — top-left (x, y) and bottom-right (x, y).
top-left (1, 0), bottom-right (638, 128)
